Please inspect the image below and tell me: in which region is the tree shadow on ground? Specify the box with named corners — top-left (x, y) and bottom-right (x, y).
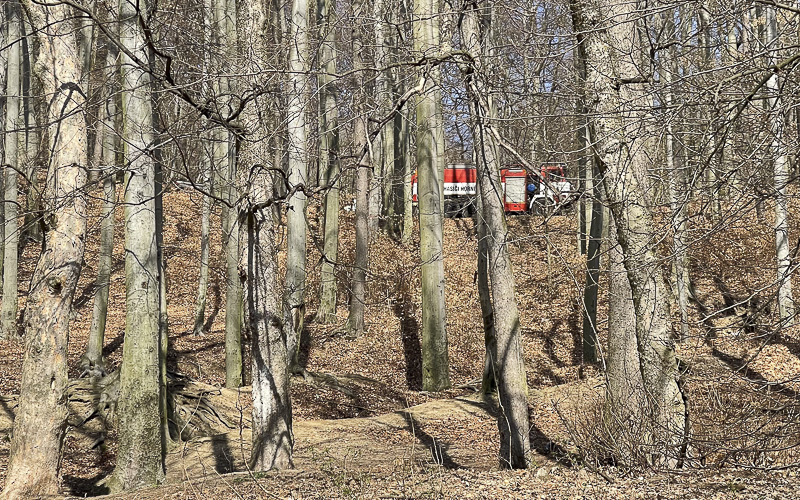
top-left (101, 329), bottom-right (125, 358)
top-left (295, 312), bottom-right (316, 371)
top-left (63, 471), bottom-right (111, 497)
top-left (400, 411), bottom-right (460, 468)
top-left (458, 397), bottom-right (573, 466)
top-left (72, 257), bottom-right (124, 310)
top-left (711, 347), bottom-right (799, 399)
top-left (393, 292), bottom-right (422, 391)
top-left (202, 280), bottom-right (223, 334)
top-left (212, 433), bottom-right (236, 473)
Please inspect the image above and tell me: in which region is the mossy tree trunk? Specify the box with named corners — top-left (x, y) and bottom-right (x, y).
top-left (414, 0), bottom-right (450, 392)
top-left (107, 0), bottom-right (165, 490)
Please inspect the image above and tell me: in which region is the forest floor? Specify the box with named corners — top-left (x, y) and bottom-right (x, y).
top-left (0, 187), bottom-right (799, 498)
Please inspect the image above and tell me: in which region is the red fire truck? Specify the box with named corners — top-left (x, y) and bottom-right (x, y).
top-left (411, 163), bottom-right (575, 217)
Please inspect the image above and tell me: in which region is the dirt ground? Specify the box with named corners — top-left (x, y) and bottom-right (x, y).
top-left (1, 187), bottom-right (799, 498)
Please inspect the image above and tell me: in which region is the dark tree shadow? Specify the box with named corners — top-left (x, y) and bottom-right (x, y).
top-left (212, 434), bottom-right (236, 473)
top-left (712, 347), bottom-right (799, 399)
top-left (295, 312), bottom-right (315, 371)
top-left (400, 411), bottom-right (461, 469)
top-left (393, 292), bottom-right (421, 391)
top-left (101, 329), bottom-right (125, 358)
top-left (202, 280), bottom-right (223, 334)
top-left (63, 471), bottom-right (111, 497)
top-left (72, 257), bottom-right (124, 310)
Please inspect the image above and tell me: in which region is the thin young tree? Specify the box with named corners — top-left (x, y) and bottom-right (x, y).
top-left (344, 0), bottom-right (371, 339)
top-left (1, 0), bottom-right (22, 339)
top-left (316, 0), bottom-right (341, 324)
top-left (1, 2), bottom-right (88, 496)
top-left (83, 15), bottom-right (120, 377)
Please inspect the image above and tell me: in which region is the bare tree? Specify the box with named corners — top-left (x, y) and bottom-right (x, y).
top-left (1, 2), bottom-right (88, 496)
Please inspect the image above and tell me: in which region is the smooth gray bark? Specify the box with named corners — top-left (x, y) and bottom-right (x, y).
top-left (284, 0), bottom-right (310, 368)
top-left (766, 5), bottom-right (795, 327)
top-left (461, 0), bottom-right (529, 468)
top-left (414, 0), bottom-right (450, 392)
top-left (604, 214), bottom-right (647, 465)
top-left (238, 0), bottom-right (293, 471)
top-left (571, 0), bottom-right (687, 462)
top-left (316, 0), bottom-right (340, 323)
top-left (1, 0), bottom-right (21, 339)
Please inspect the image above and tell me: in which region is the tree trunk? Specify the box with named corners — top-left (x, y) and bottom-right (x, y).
top-left (581, 166), bottom-right (603, 364)
top-left (766, 5), bottom-right (795, 327)
top-left (414, 0), bottom-right (450, 392)
top-left (316, 0), bottom-right (340, 324)
top-left (1, 0), bottom-right (21, 339)
top-left (1, 3), bottom-right (88, 497)
top-left (570, 0), bottom-right (687, 462)
top-left (194, 174), bottom-right (211, 335)
top-left (284, 0), bottom-right (310, 369)
top-left (238, 0), bottom-right (293, 471)
top-left (604, 213), bottom-right (646, 465)
top-left (107, 0), bottom-right (165, 490)
top-left (345, 0), bottom-right (370, 339)
top-left (460, 0), bottom-right (529, 468)
top-left (475, 192), bottom-right (496, 395)
top-left (217, 0), bottom-right (242, 388)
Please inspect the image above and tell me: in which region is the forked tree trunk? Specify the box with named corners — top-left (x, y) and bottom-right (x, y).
top-left (414, 0), bottom-right (450, 392)
top-left (1, 3), bottom-right (88, 497)
top-left (571, 0), bottom-right (687, 462)
top-left (284, 0), bottom-right (310, 368)
top-left (107, 0), bottom-right (165, 490)
top-left (1, 0), bottom-right (22, 339)
top-left (316, 0), bottom-right (340, 324)
top-left (461, 0), bottom-right (529, 469)
top-left (345, 0), bottom-right (370, 339)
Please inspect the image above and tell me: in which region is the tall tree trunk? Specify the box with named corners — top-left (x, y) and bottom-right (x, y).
top-left (661, 7), bottom-right (689, 341)
top-left (376, 0), bottom-right (396, 238)
top-left (194, 172), bottom-right (211, 335)
top-left (345, 0), bottom-right (370, 339)
top-left (217, 0), bottom-right (243, 388)
top-left (766, 5), bottom-right (795, 327)
top-left (316, 0), bottom-right (340, 324)
top-left (581, 163), bottom-right (603, 364)
top-left (460, 0), bottom-right (529, 468)
top-left (107, 0), bottom-right (165, 490)
top-left (83, 22), bottom-right (119, 375)
top-left (284, 0), bottom-right (310, 369)
top-left (475, 192), bottom-right (496, 395)
top-left (1, 3), bottom-right (88, 497)
top-left (238, 0), bottom-right (293, 471)
top-left (414, 0), bottom-right (450, 392)
top-left (0, 3), bottom-right (7, 282)
top-left (571, 0), bottom-right (687, 462)
top-left (1, 0), bottom-right (22, 339)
